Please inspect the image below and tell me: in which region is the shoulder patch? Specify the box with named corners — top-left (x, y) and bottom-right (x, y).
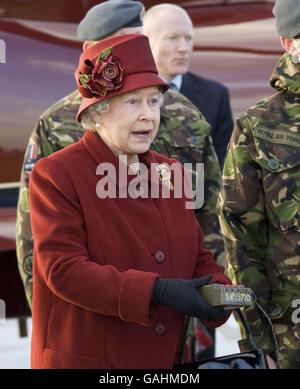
top-left (24, 144), bottom-right (38, 172)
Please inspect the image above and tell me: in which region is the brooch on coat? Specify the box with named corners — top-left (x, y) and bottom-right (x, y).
top-left (156, 163), bottom-right (174, 191)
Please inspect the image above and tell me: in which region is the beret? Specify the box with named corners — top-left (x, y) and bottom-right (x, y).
top-left (273, 0), bottom-right (300, 38)
top-left (77, 0), bottom-right (144, 41)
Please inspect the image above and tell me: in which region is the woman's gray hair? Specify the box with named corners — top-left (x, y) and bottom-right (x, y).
top-left (80, 100), bottom-right (111, 131)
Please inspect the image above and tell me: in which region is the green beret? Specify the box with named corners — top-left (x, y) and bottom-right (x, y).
top-left (77, 0), bottom-right (144, 41)
top-left (273, 0), bottom-right (300, 38)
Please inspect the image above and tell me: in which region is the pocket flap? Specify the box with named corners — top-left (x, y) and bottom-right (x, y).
top-left (250, 126), bottom-right (300, 172)
top-left (42, 348), bottom-right (112, 369)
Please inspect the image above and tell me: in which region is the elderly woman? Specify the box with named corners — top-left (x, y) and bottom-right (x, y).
top-left (30, 34), bottom-right (230, 369)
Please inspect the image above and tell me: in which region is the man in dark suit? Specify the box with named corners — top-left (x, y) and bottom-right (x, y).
top-left (143, 3), bottom-right (234, 165)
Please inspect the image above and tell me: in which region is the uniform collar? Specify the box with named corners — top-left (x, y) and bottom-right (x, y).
top-left (270, 53), bottom-right (300, 96)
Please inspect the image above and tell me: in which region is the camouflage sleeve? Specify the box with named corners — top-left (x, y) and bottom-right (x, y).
top-left (196, 132), bottom-right (225, 267)
top-left (217, 118), bottom-right (275, 354)
top-left (16, 117), bottom-right (56, 308)
top-left (16, 91), bottom-right (85, 308)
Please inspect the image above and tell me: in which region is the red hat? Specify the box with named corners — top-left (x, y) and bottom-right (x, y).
top-left (75, 34), bottom-right (168, 121)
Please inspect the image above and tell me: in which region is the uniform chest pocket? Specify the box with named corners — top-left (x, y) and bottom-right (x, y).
top-left (250, 127), bottom-right (300, 231)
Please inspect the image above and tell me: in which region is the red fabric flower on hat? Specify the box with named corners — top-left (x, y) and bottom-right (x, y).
top-left (78, 47), bottom-right (124, 98)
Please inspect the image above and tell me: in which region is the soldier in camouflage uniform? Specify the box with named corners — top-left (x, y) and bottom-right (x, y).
top-left (218, 0), bottom-right (300, 369)
top-left (16, 0), bottom-right (223, 310)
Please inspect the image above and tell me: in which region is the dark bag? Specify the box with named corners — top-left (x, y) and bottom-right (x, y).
top-left (175, 349), bottom-right (268, 369)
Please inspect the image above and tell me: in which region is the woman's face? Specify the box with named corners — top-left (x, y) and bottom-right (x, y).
top-left (97, 86), bottom-right (162, 156)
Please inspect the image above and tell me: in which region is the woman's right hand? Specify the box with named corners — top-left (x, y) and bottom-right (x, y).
top-left (151, 275), bottom-right (227, 320)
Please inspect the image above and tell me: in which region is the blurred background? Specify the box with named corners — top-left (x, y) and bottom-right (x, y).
top-left (0, 0), bottom-right (279, 368)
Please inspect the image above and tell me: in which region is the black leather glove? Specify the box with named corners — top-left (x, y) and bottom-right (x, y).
top-left (151, 275), bottom-right (227, 321)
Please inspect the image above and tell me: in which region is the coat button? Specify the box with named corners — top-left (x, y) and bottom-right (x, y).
top-left (154, 250), bottom-right (165, 263)
top-left (268, 159), bottom-right (280, 170)
top-left (154, 322), bottom-right (165, 335)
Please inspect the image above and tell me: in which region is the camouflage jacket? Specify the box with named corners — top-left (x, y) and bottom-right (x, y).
top-left (218, 53), bottom-right (300, 354)
top-left (16, 88), bottom-right (223, 307)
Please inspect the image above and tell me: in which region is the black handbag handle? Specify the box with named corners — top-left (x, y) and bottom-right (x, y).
top-left (178, 314), bottom-right (191, 364)
top-left (235, 308), bottom-right (257, 349)
top-left (178, 291), bottom-right (278, 364)
top-left (237, 291), bottom-right (279, 353)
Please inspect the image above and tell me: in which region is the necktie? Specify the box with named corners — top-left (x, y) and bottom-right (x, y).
top-left (168, 82), bottom-right (178, 91)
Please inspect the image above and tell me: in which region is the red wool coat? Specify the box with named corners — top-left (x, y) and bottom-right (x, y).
top-left (30, 130), bottom-right (230, 369)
